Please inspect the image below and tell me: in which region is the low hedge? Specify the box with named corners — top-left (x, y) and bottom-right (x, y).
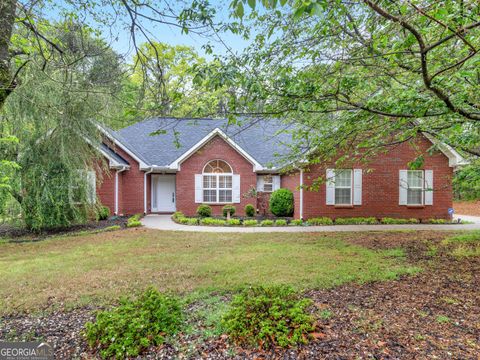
top-left (306, 217), bottom-right (333, 226)
top-left (243, 219), bottom-right (258, 227)
top-left (381, 217), bottom-right (419, 224)
top-left (334, 217), bottom-right (378, 225)
top-left (260, 219), bottom-right (274, 226)
top-left (275, 219), bottom-right (287, 226)
top-left (200, 217), bottom-right (227, 226)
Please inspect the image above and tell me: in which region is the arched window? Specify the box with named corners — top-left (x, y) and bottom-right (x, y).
top-left (202, 160), bottom-right (233, 203)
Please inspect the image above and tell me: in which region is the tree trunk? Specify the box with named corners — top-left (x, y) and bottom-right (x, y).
top-left (0, 0), bottom-right (17, 110)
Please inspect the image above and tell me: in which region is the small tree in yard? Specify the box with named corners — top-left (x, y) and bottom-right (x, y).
top-left (269, 189), bottom-right (294, 217)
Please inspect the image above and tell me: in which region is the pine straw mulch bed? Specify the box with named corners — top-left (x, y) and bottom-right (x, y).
top-left (454, 200), bottom-right (480, 217)
top-left (1, 231), bottom-right (479, 359)
top-left (0, 217), bottom-right (129, 243)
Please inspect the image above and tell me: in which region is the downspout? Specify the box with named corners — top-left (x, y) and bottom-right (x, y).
top-left (114, 166), bottom-right (128, 215)
top-left (299, 169), bottom-right (304, 220)
top-left (144, 167), bottom-right (153, 214)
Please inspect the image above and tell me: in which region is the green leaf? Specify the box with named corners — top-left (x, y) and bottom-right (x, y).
top-left (248, 0), bottom-right (256, 10)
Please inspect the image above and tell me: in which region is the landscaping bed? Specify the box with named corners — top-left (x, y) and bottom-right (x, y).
top-left (173, 211), bottom-right (465, 227)
top-left (1, 230), bottom-right (479, 358)
top-left (0, 216), bottom-right (129, 243)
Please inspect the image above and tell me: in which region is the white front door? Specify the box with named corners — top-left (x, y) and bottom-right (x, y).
top-left (152, 175), bottom-right (176, 212)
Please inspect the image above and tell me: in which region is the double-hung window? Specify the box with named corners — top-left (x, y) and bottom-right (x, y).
top-left (407, 170), bottom-right (424, 205)
top-left (263, 175), bottom-right (273, 192)
top-left (334, 169), bottom-right (352, 205)
top-left (202, 160), bottom-right (233, 203)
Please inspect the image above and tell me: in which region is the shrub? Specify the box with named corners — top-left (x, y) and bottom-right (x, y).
top-left (222, 205), bottom-right (236, 218)
top-left (289, 219), bottom-right (303, 226)
top-left (245, 204), bottom-right (256, 217)
top-left (178, 217), bottom-right (198, 225)
top-left (260, 219), bottom-right (274, 226)
top-left (307, 217), bottom-right (333, 226)
top-left (200, 217), bottom-right (227, 226)
top-left (104, 225), bottom-right (121, 232)
top-left (243, 219), bottom-right (258, 227)
top-left (97, 206), bottom-right (110, 221)
top-left (381, 217), bottom-right (419, 224)
top-left (334, 217), bottom-right (377, 225)
top-left (172, 211), bottom-right (185, 221)
top-left (196, 204), bottom-right (212, 218)
top-left (275, 219), bottom-right (287, 226)
top-left (428, 218), bottom-right (448, 224)
top-left (84, 287), bottom-right (182, 359)
top-left (127, 214), bottom-right (142, 228)
top-left (269, 189), bottom-right (294, 217)
top-left (227, 219), bottom-right (241, 226)
top-left (221, 286), bottom-right (315, 349)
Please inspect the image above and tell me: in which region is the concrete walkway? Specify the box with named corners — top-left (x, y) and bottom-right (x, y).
top-left (142, 214), bottom-right (480, 232)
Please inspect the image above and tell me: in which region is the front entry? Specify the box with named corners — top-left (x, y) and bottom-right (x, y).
top-left (151, 174), bottom-right (176, 212)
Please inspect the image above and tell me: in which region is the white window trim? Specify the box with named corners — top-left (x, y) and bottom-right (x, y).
top-left (334, 169), bottom-right (353, 205)
top-left (202, 160), bottom-right (234, 204)
top-left (263, 175), bottom-right (274, 193)
top-left (406, 170), bottom-right (424, 205)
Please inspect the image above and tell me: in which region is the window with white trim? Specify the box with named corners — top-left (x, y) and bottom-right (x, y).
top-left (263, 175), bottom-right (273, 192)
top-left (334, 169), bottom-right (352, 205)
top-left (202, 160), bottom-right (233, 203)
top-left (407, 170), bottom-right (424, 205)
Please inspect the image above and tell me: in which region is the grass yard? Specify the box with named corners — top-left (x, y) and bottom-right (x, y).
top-left (0, 228), bottom-right (416, 315)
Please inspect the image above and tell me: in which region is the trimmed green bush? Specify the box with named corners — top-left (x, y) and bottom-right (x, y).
top-left (222, 205), bottom-right (236, 217)
top-left (196, 204), bottom-right (212, 218)
top-left (227, 219), bottom-right (241, 226)
top-left (221, 285), bottom-right (315, 349)
top-left (172, 211), bottom-right (185, 221)
top-left (85, 287), bottom-right (182, 359)
top-left (104, 225), bottom-right (121, 231)
top-left (269, 189), bottom-right (294, 217)
top-left (289, 219), bottom-right (303, 226)
top-left (97, 206), bottom-right (110, 221)
top-left (381, 217), bottom-right (419, 224)
top-left (127, 214), bottom-right (142, 228)
top-left (307, 217), bottom-right (333, 226)
top-left (427, 218), bottom-right (448, 224)
top-left (245, 204), bottom-right (256, 217)
top-left (178, 217), bottom-right (198, 225)
top-left (334, 217), bottom-right (378, 225)
top-left (260, 219), bottom-right (274, 226)
top-left (200, 217), bottom-right (227, 226)
top-left (243, 219), bottom-right (258, 227)
top-left (275, 219), bottom-right (287, 226)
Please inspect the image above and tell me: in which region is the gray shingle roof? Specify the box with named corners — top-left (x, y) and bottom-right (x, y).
top-left (111, 118), bottom-right (295, 168)
top-left (100, 143), bottom-right (130, 166)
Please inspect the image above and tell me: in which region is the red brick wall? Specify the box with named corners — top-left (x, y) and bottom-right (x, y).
top-left (96, 140), bottom-right (144, 216)
top-left (96, 166), bottom-right (116, 214)
top-left (299, 136), bottom-right (453, 220)
top-left (281, 172), bottom-right (302, 219)
top-left (176, 136), bottom-right (257, 216)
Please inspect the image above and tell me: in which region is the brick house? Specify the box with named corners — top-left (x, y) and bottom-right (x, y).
top-left (95, 118), bottom-right (466, 220)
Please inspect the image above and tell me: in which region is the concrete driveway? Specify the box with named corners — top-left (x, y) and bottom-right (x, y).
top-left (141, 214), bottom-right (480, 232)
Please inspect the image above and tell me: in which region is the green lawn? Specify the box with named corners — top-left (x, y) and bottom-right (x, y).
top-left (0, 228), bottom-right (418, 315)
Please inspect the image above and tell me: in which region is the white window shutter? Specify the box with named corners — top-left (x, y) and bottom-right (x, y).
top-left (87, 171), bottom-right (96, 204)
top-left (256, 176), bottom-right (264, 192)
top-left (399, 170), bottom-right (408, 205)
top-left (353, 169), bottom-right (362, 205)
top-left (424, 170), bottom-right (433, 205)
top-left (273, 175), bottom-right (281, 191)
top-left (326, 169), bottom-right (335, 205)
top-left (233, 174), bottom-right (241, 203)
top-left (195, 174), bottom-right (203, 203)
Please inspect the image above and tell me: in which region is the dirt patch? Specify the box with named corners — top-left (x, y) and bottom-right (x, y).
top-left (454, 201), bottom-right (480, 216)
top-left (0, 217), bottom-right (129, 243)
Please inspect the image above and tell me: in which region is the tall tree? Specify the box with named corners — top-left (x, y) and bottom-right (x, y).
top-left (218, 0), bottom-right (480, 166)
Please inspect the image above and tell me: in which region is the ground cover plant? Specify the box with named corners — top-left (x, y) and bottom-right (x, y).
top-left (85, 287), bottom-right (182, 358)
top-left (126, 214), bottom-right (142, 228)
top-left (221, 285), bottom-right (315, 349)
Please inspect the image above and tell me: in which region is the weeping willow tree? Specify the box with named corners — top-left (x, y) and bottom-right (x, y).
top-left (0, 21), bottom-right (123, 231)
